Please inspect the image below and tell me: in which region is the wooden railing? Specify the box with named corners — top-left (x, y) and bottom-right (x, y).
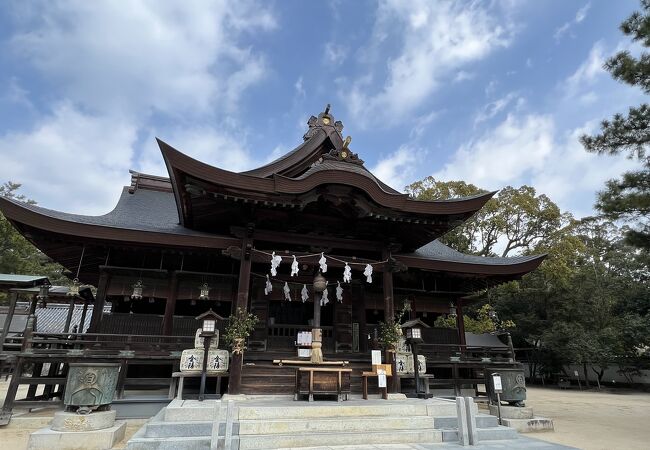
top-left (418, 343), bottom-right (514, 362)
top-left (20, 332), bottom-right (193, 357)
top-left (266, 324), bottom-right (333, 350)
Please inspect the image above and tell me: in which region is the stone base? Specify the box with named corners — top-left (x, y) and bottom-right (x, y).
top-left (489, 404), bottom-right (534, 419)
top-left (502, 417), bottom-right (555, 433)
top-left (386, 393), bottom-right (407, 400)
top-left (50, 410), bottom-right (116, 432)
top-left (28, 421), bottom-right (126, 450)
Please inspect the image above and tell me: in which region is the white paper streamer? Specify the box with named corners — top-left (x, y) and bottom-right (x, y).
top-left (319, 252), bottom-right (328, 273)
top-left (264, 274), bottom-right (273, 295)
top-left (320, 287), bottom-right (329, 306)
top-left (301, 284), bottom-right (309, 303)
top-left (290, 255), bottom-right (299, 277)
top-left (363, 264), bottom-right (373, 283)
top-left (283, 282), bottom-right (291, 302)
top-left (336, 281), bottom-right (343, 303)
top-left (270, 251), bottom-right (282, 276)
top-left (343, 263), bottom-right (352, 283)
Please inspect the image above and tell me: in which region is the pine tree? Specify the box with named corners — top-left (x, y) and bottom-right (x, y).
top-left (581, 1), bottom-right (650, 250)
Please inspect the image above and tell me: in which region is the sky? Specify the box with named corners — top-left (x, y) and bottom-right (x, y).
top-left (0, 0), bottom-right (645, 219)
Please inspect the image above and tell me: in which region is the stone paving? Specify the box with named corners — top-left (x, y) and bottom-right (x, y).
top-left (274, 437), bottom-right (577, 449)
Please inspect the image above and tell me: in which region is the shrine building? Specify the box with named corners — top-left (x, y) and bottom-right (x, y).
top-left (0, 106), bottom-right (545, 406)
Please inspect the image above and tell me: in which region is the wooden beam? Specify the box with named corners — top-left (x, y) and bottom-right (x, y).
top-left (456, 298), bottom-right (466, 346)
top-left (88, 270), bottom-right (110, 333)
top-left (63, 296), bottom-right (75, 333)
top-left (0, 291), bottom-right (18, 348)
top-left (162, 272), bottom-right (179, 335)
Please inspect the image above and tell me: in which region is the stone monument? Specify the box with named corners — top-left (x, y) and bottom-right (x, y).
top-left (28, 363), bottom-right (126, 450)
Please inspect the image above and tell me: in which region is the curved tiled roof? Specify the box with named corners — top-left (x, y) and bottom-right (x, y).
top-left (410, 240), bottom-right (544, 266)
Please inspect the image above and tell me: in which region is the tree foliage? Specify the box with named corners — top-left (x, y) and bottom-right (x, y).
top-left (580, 0), bottom-right (650, 250)
top-left (0, 182), bottom-right (69, 301)
top-left (410, 177), bottom-right (650, 386)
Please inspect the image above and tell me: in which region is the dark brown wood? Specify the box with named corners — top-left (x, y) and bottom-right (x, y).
top-left (89, 270), bottom-right (110, 333)
top-left (0, 292), bottom-right (18, 348)
top-left (456, 299), bottom-right (467, 346)
top-left (63, 296), bottom-right (75, 333)
top-left (79, 299), bottom-right (89, 333)
top-left (162, 272), bottom-right (179, 335)
top-left (229, 235), bottom-right (252, 395)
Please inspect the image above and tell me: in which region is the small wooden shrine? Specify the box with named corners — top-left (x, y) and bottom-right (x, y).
top-left (0, 106), bottom-right (544, 416)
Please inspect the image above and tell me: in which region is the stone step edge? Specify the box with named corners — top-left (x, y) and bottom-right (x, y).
top-left (239, 415), bottom-right (433, 424)
top-left (239, 428), bottom-right (443, 440)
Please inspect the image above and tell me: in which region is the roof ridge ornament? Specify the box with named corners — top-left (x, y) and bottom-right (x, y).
top-left (322, 135), bottom-right (364, 165)
top-left (303, 103), bottom-right (344, 141)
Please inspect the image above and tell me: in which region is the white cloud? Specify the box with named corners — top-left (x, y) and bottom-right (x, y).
top-left (11, 0), bottom-right (275, 117)
top-left (453, 71), bottom-right (475, 83)
top-left (346, 0), bottom-right (514, 126)
top-left (324, 42), bottom-right (347, 65)
top-left (435, 114), bottom-right (554, 189)
top-left (370, 145), bottom-right (423, 192)
top-left (554, 2), bottom-right (591, 42)
top-left (139, 126), bottom-right (258, 177)
top-left (295, 77), bottom-right (306, 98)
top-left (565, 41), bottom-right (605, 97)
top-left (1, 1), bottom-right (276, 214)
top-left (409, 110), bottom-right (440, 139)
top-left (474, 92), bottom-right (520, 125)
top-left (0, 103), bottom-right (137, 214)
top-left (433, 113), bottom-right (637, 219)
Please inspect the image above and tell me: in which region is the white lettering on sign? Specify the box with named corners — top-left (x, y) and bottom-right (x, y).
top-left (492, 374), bottom-right (503, 393)
top-left (371, 350), bottom-right (382, 366)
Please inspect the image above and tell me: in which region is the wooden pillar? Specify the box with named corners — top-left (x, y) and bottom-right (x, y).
top-left (382, 249), bottom-right (398, 393)
top-left (456, 299), bottom-right (466, 347)
top-left (0, 291), bottom-right (18, 349)
top-left (79, 298), bottom-right (89, 333)
top-left (89, 270), bottom-right (110, 333)
top-left (229, 235), bottom-right (252, 395)
top-left (63, 296), bottom-right (76, 333)
top-left (162, 272), bottom-right (179, 335)
top-left (382, 263), bottom-right (395, 321)
top-left (313, 292), bottom-right (321, 328)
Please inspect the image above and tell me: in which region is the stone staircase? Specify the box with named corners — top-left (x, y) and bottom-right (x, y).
top-left (126, 397), bottom-right (518, 450)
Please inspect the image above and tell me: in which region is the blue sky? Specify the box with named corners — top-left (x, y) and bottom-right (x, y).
top-left (0, 0), bottom-right (644, 219)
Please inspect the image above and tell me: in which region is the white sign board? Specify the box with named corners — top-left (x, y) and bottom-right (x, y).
top-left (377, 369), bottom-right (387, 388)
top-left (574, 370), bottom-right (579, 377)
top-left (492, 374), bottom-right (503, 393)
top-left (371, 350), bottom-right (382, 365)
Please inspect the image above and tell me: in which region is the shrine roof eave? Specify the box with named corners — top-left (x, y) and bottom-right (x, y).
top-left (394, 240), bottom-right (547, 276)
top-left (0, 195), bottom-right (239, 251)
top-left (158, 138), bottom-right (497, 220)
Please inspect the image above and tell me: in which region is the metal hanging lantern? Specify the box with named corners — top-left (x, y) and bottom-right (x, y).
top-left (37, 283), bottom-right (51, 301)
top-left (67, 278), bottom-right (80, 297)
top-left (199, 283), bottom-right (210, 300)
top-left (313, 273), bottom-right (327, 293)
top-left (448, 302), bottom-right (457, 319)
top-left (131, 280), bottom-right (144, 300)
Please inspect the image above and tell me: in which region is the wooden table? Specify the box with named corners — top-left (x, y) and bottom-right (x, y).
top-left (169, 371), bottom-right (229, 400)
top-left (361, 364), bottom-right (392, 400)
top-left (294, 367), bottom-right (352, 402)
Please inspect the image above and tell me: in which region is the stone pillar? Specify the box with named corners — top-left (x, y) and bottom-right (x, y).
top-left (162, 272), bottom-right (179, 335)
top-left (228, 235), bottom-right (252, 395)
top-left (0, 291), bottom-right (18, 349)
top-left (89, 270), bottom-right (110, 333)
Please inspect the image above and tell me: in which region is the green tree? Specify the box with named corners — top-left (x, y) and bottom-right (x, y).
top-left (580, 0), bottom-right (650, 250)
top-left (0, 182), bottom-right (68, 301)
top-left (407, 178), bottom-right (569, 257)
